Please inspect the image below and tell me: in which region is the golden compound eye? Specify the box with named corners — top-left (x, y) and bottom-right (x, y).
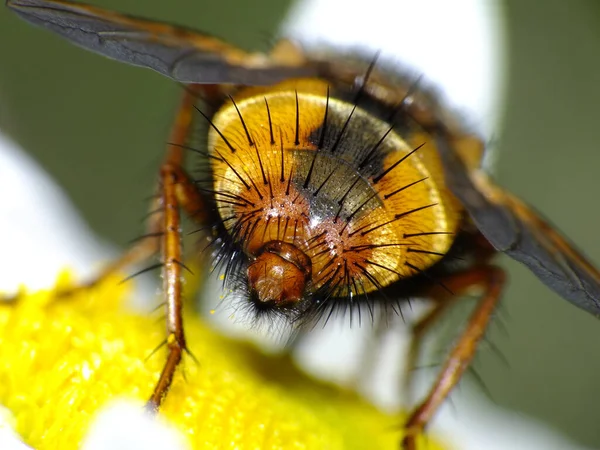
top-left (207, 78), bottom-right (459, 315)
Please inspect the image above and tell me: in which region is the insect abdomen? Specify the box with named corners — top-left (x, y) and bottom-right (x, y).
top-left (209, 78), bottom-right (461, 298)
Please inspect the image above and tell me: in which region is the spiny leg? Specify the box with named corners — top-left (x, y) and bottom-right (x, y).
top-left (402, 265), bottom-right (506, 450)
top-left (403, 298), bottom-right (457, 405)
top-left (148, 164), bottom-right (191, 408)
top-left (3, 86), bottom-right (211, 408)
top-left (146, 91), bottom-right (211, 409)
top-left (70, 85), bottom-right (210, 408)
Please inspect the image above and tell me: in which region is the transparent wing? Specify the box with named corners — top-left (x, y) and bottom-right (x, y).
top-left (7, 0), bottom-right (313, 84)
top-left (436, 133), bottom-right (600, 317)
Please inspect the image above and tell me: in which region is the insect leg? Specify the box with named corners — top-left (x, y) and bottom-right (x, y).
top-left (144, 87), bottom-right (212, 409)
top-left (148, 159), bottom-right (207, 409)
top-left (403, 298), bottom-right (457, 404)
top-left (402, 265), bottom-right (506, 450)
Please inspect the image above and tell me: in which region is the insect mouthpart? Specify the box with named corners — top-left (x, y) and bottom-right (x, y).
top-left (247, 240), bottom-right (312, 313)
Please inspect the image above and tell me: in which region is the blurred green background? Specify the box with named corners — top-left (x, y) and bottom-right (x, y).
top-left (2, 0), bottom-right (600, 447)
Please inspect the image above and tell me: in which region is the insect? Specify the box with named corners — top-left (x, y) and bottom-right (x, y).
top-left (6, 0), bottom-right (600, 449)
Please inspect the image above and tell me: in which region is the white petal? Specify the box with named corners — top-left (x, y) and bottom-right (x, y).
top-left (0, 133), bottom-right (111, 294)
top-left (282, 0), bottom-right (507, 137)
top-left (82, 401), bottom-right (189, 450)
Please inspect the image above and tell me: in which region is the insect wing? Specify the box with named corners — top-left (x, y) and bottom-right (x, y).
top-left (7, 0), bottom-right (312, 84)
top-left (436, 134), bottom-right (600, 317)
